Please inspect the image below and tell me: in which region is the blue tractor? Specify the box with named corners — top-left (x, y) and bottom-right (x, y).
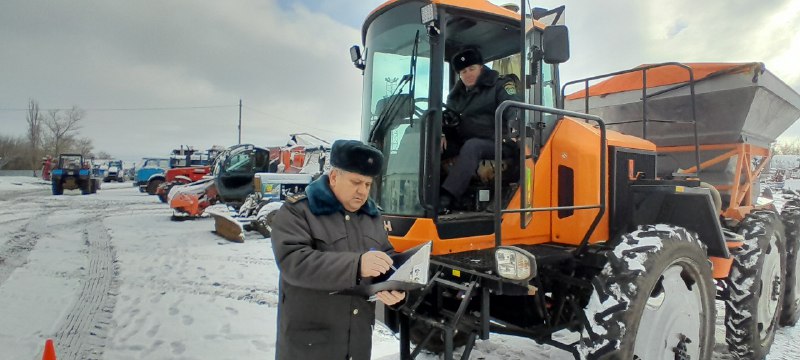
top-left (51, 154), bottom-right (100, 195)
top-left (103, 160), bottom-right (125, 182)
top-left (135, 158), bottom-right (170, 194)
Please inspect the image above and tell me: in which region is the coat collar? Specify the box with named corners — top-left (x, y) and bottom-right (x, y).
top-left (305, 174), bottom-right (379, 217)
top-left (450, 65), bottom-right (499, 96)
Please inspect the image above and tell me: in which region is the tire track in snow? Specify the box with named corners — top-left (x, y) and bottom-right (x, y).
top-left (0, 211), bottom-right (47, 286)
top-left (53, 214), bottom-right (120, 360)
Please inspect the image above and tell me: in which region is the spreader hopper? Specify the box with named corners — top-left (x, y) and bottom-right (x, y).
top-left (563, 62), bottom-right (800, 215)
top-left (564, 63), bottom-right (800, 148)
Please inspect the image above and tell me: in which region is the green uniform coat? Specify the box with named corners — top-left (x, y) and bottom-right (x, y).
top-left (446, 65), bottom-right (521, 141)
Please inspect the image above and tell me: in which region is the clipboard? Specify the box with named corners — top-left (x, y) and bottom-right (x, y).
top-left (334, 242), bottom-right (431, 296)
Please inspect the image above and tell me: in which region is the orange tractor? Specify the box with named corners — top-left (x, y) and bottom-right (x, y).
top-left (352, 1), bottom-right (800, 359)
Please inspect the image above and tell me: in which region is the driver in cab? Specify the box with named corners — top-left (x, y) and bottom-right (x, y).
top-left (440, 48), bottom-right (522, 213)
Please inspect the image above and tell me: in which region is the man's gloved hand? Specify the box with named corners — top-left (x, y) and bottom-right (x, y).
top-left (442, 107), bottom-right (461, 128)
top-left (360, 251), bottom-right (393, 277)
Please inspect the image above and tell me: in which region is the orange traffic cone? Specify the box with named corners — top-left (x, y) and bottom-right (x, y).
top-left (42, 339), bottom-right (57, 360)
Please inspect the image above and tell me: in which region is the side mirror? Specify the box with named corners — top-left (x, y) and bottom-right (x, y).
top-left (542, 25), bottom-right (570, 64)
top-left (350, 45), bottom-right (366, 70)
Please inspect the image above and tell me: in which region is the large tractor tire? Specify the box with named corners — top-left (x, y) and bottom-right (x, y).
top-left (578, 224), bottom-right (716, 360)
top-left (92, 179), bottom-right (99, 193)
top-left (146, 178), bottom-right (164, 195)
top-left (725, 210), bottom-right (786, 358)
top-left (52, 181), bottom-right (63, 195)
top-left (779, 200), bottom-right (800, 326)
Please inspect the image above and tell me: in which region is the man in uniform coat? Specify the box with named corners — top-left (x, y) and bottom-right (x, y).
top-left (271, 139), bottom-right (405, 360)
top-left (440, 47), bottom-right (522, 212)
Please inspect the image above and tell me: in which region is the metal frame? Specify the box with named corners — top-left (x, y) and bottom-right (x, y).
top-left (494, 101), bottom-right (607, 256)
top-left (658, 143), bottom-right (771, 220)
top-left (396, 259), bottom-right (584, 359)
top-left (560, 62), bottom-right (702, 178)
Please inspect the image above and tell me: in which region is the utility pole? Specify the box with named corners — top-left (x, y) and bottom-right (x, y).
top-left (238, 99), bottom-right (242, 144)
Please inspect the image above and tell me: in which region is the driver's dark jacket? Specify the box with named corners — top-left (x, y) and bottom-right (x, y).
top-left (271, 175), bottom-right (393, 360)
top-left (446, 66), bottom-right (521, 142)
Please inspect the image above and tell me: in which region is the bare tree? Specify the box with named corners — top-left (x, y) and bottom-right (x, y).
top-left (44, 106), bottom-right (83, 155)
top-left (0, 134), bottom-right (28, 170)
top-left (774, 139), bottom-right (800, 155)
top-left (96, 151), bottom-right (112, 159)
top-left (74, 137), bottom-right (94, 158)
top-left (26, 99), bottom-right (43, 170)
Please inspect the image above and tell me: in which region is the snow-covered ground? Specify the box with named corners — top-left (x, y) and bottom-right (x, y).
top-left (0, 176), bottom-right (799, 359)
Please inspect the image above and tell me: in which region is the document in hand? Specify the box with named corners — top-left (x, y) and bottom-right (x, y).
top-left (334, 242), bottom-right (431, 297)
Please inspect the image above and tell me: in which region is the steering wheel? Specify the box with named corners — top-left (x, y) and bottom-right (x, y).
top-left (413, 97), bottom-right (428, 118)
top-left (442, 105), bottom-right (461, 128)
top-left (405, 99), bottom-right (461, 127)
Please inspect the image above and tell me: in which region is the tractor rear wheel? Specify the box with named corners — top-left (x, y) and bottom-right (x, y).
top-left (578, 224), bottom-right (716, 360)
top-left (52, 181), bottom-right (63, 195)
top-left (725, 210), bottom-right (786, 358)
top-left (146, 179), bottom-right (163, 195)
top-left (781, 200), bottom-right (800, 326)
top-left (81, 180), bottom-right (92, 195)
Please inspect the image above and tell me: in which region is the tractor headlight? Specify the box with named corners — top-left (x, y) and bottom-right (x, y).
top-left (420, 4), bottom-right (437, 24)
top-left (495, 246), bottom-right (537, 281)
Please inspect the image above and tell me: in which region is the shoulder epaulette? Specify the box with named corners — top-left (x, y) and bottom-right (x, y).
top-left (285, 193), bottom-right (307, 204)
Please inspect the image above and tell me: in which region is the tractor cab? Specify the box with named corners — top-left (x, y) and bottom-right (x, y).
top-left (58, 154), bottom-right (84, 170)
top-left (213, 144), bottom-right (272, 204)
top-left (353, 0), bottom-right (568, 236)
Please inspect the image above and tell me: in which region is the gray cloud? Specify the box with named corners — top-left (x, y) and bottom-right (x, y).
top-left (0, 0), bottom-right (364, 160)
top-left (522, 0), bottom-right (800, 136)
top-left (1, 0), bottom-right (798, 161)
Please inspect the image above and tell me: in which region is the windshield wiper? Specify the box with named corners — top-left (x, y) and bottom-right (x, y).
top-left (369, 30), bottom-right (421, 143)
top-left (406, 30), bottom-right (420, 123)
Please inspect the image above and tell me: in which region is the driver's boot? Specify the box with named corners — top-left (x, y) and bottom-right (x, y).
top-left (439, 189), bottom-right (455, 215)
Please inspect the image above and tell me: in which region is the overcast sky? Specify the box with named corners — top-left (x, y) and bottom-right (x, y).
top-left (1, 0), bottom-right (798, 161)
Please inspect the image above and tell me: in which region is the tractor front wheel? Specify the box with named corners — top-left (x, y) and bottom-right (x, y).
top-left (578, 224), bottom-right (716, 359)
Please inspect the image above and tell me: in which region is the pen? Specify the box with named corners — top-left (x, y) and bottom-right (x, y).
top-left (370, 248), bottom-right (398, 271)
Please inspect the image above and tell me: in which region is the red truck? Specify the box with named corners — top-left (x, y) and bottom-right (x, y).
top-left (156, 165), bottom-right (212, 203)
